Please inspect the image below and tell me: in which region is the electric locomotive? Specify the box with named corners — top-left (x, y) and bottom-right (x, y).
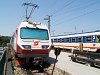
top-left (10, 21), bottom-right (52, 63)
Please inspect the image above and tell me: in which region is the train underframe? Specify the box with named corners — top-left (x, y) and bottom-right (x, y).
top-left (16, 53), bottom-right (48, 63)
top-left (53, 44), bottom-right (100, 67)
top-left (69, 49), bottom-right (100, 67)
top-left (10, 49), bottom-right (49, 67)
top-left (14, 53), bottom-right (49, 66)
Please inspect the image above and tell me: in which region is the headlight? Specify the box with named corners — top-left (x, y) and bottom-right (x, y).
top-left (22, 45), bottom-right (31, 49)
top-left (42, 45), bottom-right (49, 49)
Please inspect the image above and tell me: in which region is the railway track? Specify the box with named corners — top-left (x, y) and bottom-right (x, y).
top-left (5, 47), bottom-right (70, 75)
top-left (14, 63), bottom-right (51, 75)
top-left (13, 62), bottom-right (70, 75)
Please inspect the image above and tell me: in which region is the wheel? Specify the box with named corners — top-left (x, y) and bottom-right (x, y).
top-left (90, 62), bottom-right (95, 67)
top-left (71, 57), bottom-right (76, 62)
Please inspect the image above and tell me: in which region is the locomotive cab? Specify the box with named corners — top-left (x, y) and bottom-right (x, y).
top-left (10, 21), bottom-right (52, 64)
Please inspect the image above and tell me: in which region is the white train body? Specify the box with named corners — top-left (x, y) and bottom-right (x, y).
top-left (11, 21), bottom-right (52, 59)
top-left (51, 31), bottom-right (100, 52)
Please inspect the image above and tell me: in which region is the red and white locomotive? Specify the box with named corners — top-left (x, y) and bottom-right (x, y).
top-left (10, 21), bottom-right (52, 63)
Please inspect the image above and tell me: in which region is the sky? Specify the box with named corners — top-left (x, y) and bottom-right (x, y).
top-left (0, 0), bottom-right (100, 36)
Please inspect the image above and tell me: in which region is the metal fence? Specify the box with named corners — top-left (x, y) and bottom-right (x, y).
top-left (0, 48), bottom-right (6, 75)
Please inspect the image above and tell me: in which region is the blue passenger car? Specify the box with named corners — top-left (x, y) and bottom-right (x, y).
top-left (51, 30), bottom-right (100, 52)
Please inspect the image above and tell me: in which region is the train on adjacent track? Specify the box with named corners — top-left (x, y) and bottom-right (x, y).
top-left (51, 30), bottom-right (100, 66)
top-left (51, 30), bottom-right (100, 52)
top-left (10, 21), bottom-right (52, 64)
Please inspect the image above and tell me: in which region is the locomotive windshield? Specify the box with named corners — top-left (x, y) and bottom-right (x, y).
top-left (20, 28), bottom-right (49, 40)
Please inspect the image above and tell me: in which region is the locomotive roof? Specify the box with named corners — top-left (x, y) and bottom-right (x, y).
top-left (18, 21), bottom-right (48, 30)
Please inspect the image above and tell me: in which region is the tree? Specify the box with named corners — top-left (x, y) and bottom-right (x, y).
top-left (0, 36), bottom-right (11, 47)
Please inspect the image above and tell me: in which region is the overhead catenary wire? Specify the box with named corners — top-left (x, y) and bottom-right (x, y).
top-left (26, 0), bottom-right (75, 23)
top-left (24, 0), bottom-right (100, 33)
top-left (35, 0), bottom-right (75, 20)
top-left (41, 0), bottom-right (58, 15)
top-left (52, 0), bottom-right (100, 25)
top-left (51, 0), bottom-right (76, 15)
top-left (52, 0), bottom-right (99, 19)
top-left (43, 0), bottom-right (76, 29)
top-left (48, 0), bottom-right (71, 15)
top-left (53, 8), bottom-right (100, 26)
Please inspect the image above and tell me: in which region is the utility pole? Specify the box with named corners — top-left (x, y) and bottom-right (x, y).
top-left (48, 15), bottom-right (50, 32)
top-left (44, 15), bottom-right (51, 32)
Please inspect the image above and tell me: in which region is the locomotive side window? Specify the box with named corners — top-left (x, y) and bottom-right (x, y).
top-left (86, 36), bottom-right (92, 43)
top-left (72, 37), bottom-right (76, 42)
top-left (66, 38), bottom-right (69, 42)
top-left (96, 35), bottom-right (100, 43)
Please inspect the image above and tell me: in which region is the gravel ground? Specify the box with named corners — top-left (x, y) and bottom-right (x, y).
top-left (5, 49), bottom-right (14, 75)
top-left (13, 62), bottom-right (70, 75)
top-left (48, 50), bottom-right (100, 75)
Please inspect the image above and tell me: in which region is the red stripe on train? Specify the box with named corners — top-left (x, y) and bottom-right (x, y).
top-left (53, 45), bottom-right (100, 49)
top-left (17, 45), bottom-right (51, 55)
